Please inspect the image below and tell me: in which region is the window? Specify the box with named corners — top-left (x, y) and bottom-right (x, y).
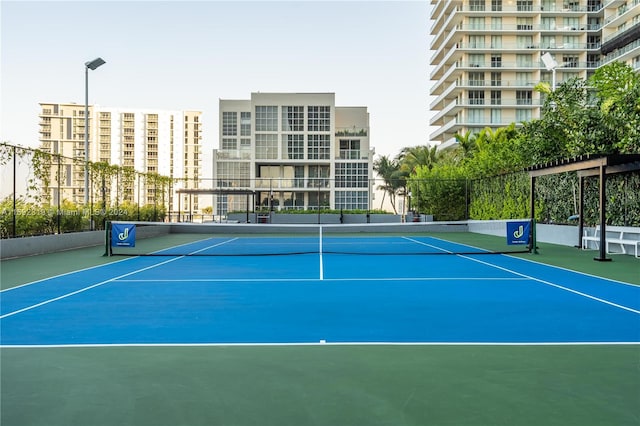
top-left (336, 191), bottom-right (368, 210)
top-left (491, 0), bottom-right (502, 11)
top-left (542, 0), bottom-right (554, 11)
top-left (294, 166), bottom-right (305, 188)
top-left (255, 106), bottom-right (278, 132)
top-left (282, 192), bottom-right (304, 210)
top-left (542, 36), bottom-right (556, 49)
top-left (517, 0), bottom-right (533, 11)
top-left (339, 139), bottom-right (361, 159)
top-left (491, 109), bottom-right (502, 124)
top-left (469, 71), bottom-right (484, 86)
top-left (516, 109), bottom-right (532, 122)
top-left (564, 0), bottom-right (580, 11)
top-left (469, 0), bottom-right (485, 11)
top-left (516, 54), bottom-right (533, 67)
top-left (335, 163), bottom-right (368, 188)
top-left (222, 112), bottom-right (237, 136)
top-left (222, 138), bottom-right (237, 150)
top-left (491, 35), bottom-right (502, 49)
top-left (283, 134), bottom-right (304, 160)
top-left (255, 134), bottom-right (278, 159)
top-left (561, 71), bottom-right (579, 82)
top-left (491, 72), bottom-right (502, 87)
top-left (469, 17), bottom-right (485, 30)
top-left (468, 90), bottom-right (485, 105)
top-left (468, 35), bottom-right (485, 48)
top-left (307, 134), bottom-right (330, 159)
top-left (517, 35), bottom-right (534, 49)
top-left (282, 106), bottom-right (304, 132)
top-left (563, 17), bottom-right (579, 30)
top-left (491, 17), bottom-right (502, 30)
top-left (240, 112), bottom-right (251, 136)
top-left (307, 106), bottom-right (330, 132)
top-left (469, 53), bottom-right (484, 67)
top-left (516, 72), bottom-right (532, 86)
top-left (563, 35), bottom-right (579, 48)
top-left (541, 17), bottom-right (556, 30)
top-left (516, 90), bottom-right (532, 105)
top-left (308, 165), bottom-right (330, 188)
top-left (491, 55), bottom-right (502, 67)
top-left (517, 18), bottom-right (533, 30)
top-left (587, 0), bottom-right (600, 11)
top-left (467, 109), bottom-right (484, 124)
top-left (216, 162), bottom-right (250, 188)
top-left (563, 55), bottom-right (579, 68)
top-left (491, 90), bottom-right (502, 105)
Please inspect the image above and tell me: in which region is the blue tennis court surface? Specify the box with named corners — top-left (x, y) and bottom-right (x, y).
top-left (1, 235), bottom-right (639, 346)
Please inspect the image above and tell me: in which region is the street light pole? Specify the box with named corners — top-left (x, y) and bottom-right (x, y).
top-left (84, 57), bottom-right (106, 205)
top-left (541, 52), bottom-right (558, 91)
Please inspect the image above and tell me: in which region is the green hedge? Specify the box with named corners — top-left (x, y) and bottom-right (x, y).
top-left (468, 172), bottom-right (640, 226)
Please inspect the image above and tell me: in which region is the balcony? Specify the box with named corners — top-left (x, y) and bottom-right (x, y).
top-left (335, 127), bottom-right (367, 137)
top-left (216, 150), bottom-right (252, 160)
top-left (337, 150), bottom-right (363, 160)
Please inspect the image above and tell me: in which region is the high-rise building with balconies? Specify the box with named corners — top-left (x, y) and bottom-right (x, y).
top-left (38, 103), bottom-right (202, 212)
top-left (429, 0), bottom-right (640, 149)
top-left (213, 92), bottom-right (374, 216)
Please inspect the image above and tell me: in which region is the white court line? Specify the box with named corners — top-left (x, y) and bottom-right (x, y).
top-left (1, 239), bottom-right (241, 319)
top-left (1, 236), bottom-right (239, 294)
top-left (405, 235), bottom-right (640, 314)
top-left (402, 236), bottom-right (453, 253)
top-left (426, 234), bottom-right (639, 287)
top-left (319, 226), bottom-right (324, 281)
top-left (0, 256), bottom-right (136, 293)
top-left (0, 256), bottom-right (186, 319)
top-left (459, 254), bottom-right (640, 315)
top-left (1, 341), bottom-right (638, 349)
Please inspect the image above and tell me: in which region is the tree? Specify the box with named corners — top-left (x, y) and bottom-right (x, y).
top-left (373, 155), bottom-right (404, 213)
top-left (397, 145), bottom-right (438, 175)
top-left (463, 124), bottom-right (523, 178)
top-left (454, 130), bottom-right (478, 158)
top-left (589, 62), bottom-right (640, 153)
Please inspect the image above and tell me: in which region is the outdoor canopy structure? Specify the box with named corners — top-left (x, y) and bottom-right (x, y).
top-left (526, 154), bottom-right (640, 261)
top-left (176, 188), bottom-right (257, 223)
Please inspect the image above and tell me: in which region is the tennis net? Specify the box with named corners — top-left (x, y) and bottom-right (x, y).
top-left (106, 219), bottom-right (535, 257)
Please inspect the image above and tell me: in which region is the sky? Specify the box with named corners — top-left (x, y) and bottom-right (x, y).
top-left (1, 0), bottom-right (433, 165)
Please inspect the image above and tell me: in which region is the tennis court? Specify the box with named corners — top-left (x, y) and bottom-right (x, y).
top-left (1, 222), bottom-right (639, 425)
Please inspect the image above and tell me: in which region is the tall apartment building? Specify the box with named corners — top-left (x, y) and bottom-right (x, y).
top-left (429, 0), bottom-right (640, 148)
top-left (213, 92), bottom-right (374, 215)
top-left (38, 103), bottom-right (203, 212)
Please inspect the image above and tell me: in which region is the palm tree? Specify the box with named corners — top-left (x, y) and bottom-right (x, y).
top-left (373, 155), bottom-right (403, 213)
top-left (454, 130), bottom-right (478, 158)
top-left (397, 145), bottom-right (438, 176)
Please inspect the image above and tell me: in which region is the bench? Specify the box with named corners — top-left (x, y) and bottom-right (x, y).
top-left (582, 225), bottom-right (640, 258)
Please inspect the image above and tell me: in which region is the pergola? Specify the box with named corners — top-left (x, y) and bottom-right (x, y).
top-left (526, 154), bottom-right (640, 261)
top-left (176, 188), bottom-right (257, 223)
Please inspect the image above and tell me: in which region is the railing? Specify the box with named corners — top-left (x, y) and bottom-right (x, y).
top-left (457, 24), bottom-right (599, 31)
top-left (335, 127), bottom-right (368, 137)
top-left (458, 42), bottom-right (600, 50)
top-left (461, 3), bottom-right (593, 12)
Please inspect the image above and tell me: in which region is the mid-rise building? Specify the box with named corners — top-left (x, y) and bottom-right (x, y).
top-left (429, 0), bottom-right (640, 148)
top-left (213, 92), bottom-right (374, 216)
top-left (38, 103), bottom-right (202, 212)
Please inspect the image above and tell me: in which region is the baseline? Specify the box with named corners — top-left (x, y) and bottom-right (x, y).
top-left (2, 341), bottom-right (640, 349)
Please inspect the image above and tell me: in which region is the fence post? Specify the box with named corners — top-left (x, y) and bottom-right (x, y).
top-left (12, 145), bottom-right (16, 238)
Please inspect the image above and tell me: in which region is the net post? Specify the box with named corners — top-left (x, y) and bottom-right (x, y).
top-left (103, 220), bottom-right (111, 257)
top-left (530, 218), bottom-right (538, 254)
